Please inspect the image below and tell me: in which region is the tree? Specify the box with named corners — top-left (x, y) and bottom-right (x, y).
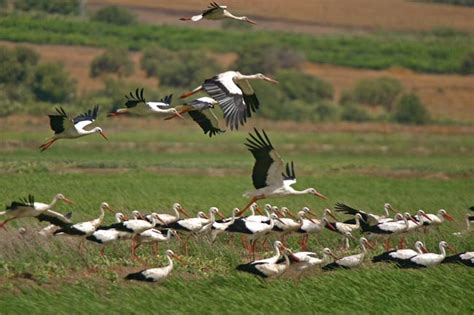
top-left (32, 63), bottom-right (76, 102)
top-left (276, 70), bottom-right (333, 103)
top-left (393, 93), bottom-right (430, 125)
top-left (92, 6), bottom-right (138, 25)
top-left (90, 48), bottom-right (134, 78)
top-left (350, 77), bottom-right (403, 111)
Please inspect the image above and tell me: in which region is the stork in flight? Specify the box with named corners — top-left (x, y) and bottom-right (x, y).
top-left (180, 2), bottom-right (256, 25)
top-left (108, 88), bottom-right (184, 119)
top-left (165, 97), bottom-right (225, 137)
top-left (238, 129), bottom-right (327, 215)
top-left (180, 71), bottom-right (278, 130)
top-left (39, 105), bottom-right (108, 151)
top-left (1, 194), bottom-right (73, 229)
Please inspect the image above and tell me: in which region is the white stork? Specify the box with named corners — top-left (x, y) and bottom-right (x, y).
top-left (372, 241), bottom-right (428, 263)
top-left (362, 213), bottom-right (415, 250)
top-left (237, 129), bottom-right (327, 214)
top-left (1, 194), bottom-right (73, 228)
top-left (442, 251), bottom-right (474, 267)
top-left (322, 237), bottom-right (374, 270)
top-left (236, 241), bottom-right (291, 279)
top-left (151, 203), bottom-right (191, 226)
top-left (180, 2), bottom-right (256, 25)
top-left (39, 105), bottom-right (108, 151)
top-left (226, 209), bottom-right (284, 258)
top-left (165, 97), bottom-right (225, 137)
top-left (134, 229), bottom-right (179, 255)
top-left (54, 202), bottom-right (115, 251)
top-left (284, 248), bottom-right (337, 279)
top-left (397, 241), bottom-right (451, 268)
top-left (180, 72), bottom-right (278, 130)
top-left (210, 208), bottom-right (240, 242)
top-left (38, 211), bottom-right (73, 237)
top-left (325, 212), bottom-right (365, 249)
top-left (295, 208), bottom-right (336, 250)
top-left (335, 202), bottom-right (396, 225)
top-left (125, 249), bottom-right (182, 283)
top-left (86, 212), bottom-right (131, 256)
top-left (108, 88), bottom-right (184, 119)
top-left (415, 209), bottom-right (454, 228)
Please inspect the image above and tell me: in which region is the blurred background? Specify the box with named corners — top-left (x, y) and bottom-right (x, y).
top-left (0, 0), bottom-right (473, 125)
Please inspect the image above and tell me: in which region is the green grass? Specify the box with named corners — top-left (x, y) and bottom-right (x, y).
top-left (0, 14), bottom-right (473, 73)
top-left (0, 123), bottom-right (473, 314)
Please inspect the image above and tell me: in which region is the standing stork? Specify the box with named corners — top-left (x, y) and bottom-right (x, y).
top-left (325, 212), bottom-right (365, 249)
top-left (153, 203), bottom-right (191, 226)
top-left (108, 88), bottom-right (184, 119)
top-left (372, 241), bottom-right (428, 263)
top-left (54, 202), bottom-right (115, 251)
top-left (322, 237), bottom-right (374, 270)
top-left (237, 129), bottom-right (327, 215)
top-left (294, 209), bottom-right (336, 251)
top-left (180, 2), bottom-right (256, 25)
top-left (165, 97), bottom-right (225, 137)
top-left (442, 251), bottom-right (474, 267)
top-left (134, 229), bottom-right (179, 255)
top-left (125, 249), bottom-right (182, 283)
top-left (39, 105), bottom-right (108, 151)
top-left (236, 241), bottom-right (291, 279)
top-left (1, 194), bottom-right (73, 228)
top-left (180, 72), bottom-right (278, 130)
top-left (397, 241), bottom-right (451, 268)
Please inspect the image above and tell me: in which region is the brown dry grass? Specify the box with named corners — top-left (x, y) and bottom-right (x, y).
top-left (2, 40), bottom-right (473, 122)
top-left (90, 0), bottom-right (474, 32)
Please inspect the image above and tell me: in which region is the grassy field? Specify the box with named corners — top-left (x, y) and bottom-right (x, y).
top-left (0, 118), bottom-right (473, 314)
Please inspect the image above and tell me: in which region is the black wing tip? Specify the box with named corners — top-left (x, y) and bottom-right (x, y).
top-left (469, 206), bottom-right (474, 211)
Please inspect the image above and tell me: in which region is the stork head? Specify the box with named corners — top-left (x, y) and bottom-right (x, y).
top-left (255, 73), bottom-right (279, 84)
top-left (55, 193), bottom-right (73, 204)
top-left (306, 188), bottom-right (327, 200)
top-left (93, 127), bottom-right (108, 141)
top-left (242, 16), bottom-right (257, 25)
top-left (384, 203), bottom-right (395, 213)
top-left (100, 202), bottom-right (114, 213)
top-left (360, 237), bottom-right (375, 249)
top-left (165, 249), bottom-right (183, 262)
top-left (438, 209), bottom-right (454, 221)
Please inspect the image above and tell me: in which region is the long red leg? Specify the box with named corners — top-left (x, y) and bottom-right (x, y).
top-left (0, 218), bottom-right (13, 230)
top-left (39, 138), bottom-right (58, 152)
top-left (99, 247), bottom-right (105, 257)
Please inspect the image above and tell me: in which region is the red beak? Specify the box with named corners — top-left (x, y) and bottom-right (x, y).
top-left (443, 213), bottom-right (454, 221)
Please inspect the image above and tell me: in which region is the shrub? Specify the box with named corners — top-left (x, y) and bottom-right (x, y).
top-left (90, 48), bottom-right (134, 78)
top-left (14, 0), bottom-right (79, 14)
top-left (350, 77), bottom-right (403, 111)
top-left (92, 6), bottom-right (137, 25)
top-left (140, 47), bottom-right (220, 88)
top-left (236, 43), bottom-right (305, 74)
top-left (276, 70), bottom-right (333, 103)
top-left (459, 51), bottom-right (474, 74)
top-left (340, 104), bottom-right (371, 122)
top-left (0, 46), bottom-right (23, 84)
top-left (32, 63), bottom-right (76, 102)
top-left (393, 93), bottom-right (430, 125)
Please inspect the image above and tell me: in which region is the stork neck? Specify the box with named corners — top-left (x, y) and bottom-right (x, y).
top-left (359, 240), bottom-right (367, 254)
top-left (97, 206), bottom-right (106, 226)
top-left (166, 230), bottom-right (172, 240)
top-left (354, 216), bottom-right (361, 228)
top-left (48, 196), bottom-right (59, 209)
top-left (439, 243), bottom-right (446, 258)
top-left (166, 255), bottom-right (174, 269)
top-left (173, 207), bottom-right (180, 220)
top-left (273, 243), bottom-right (281, 257)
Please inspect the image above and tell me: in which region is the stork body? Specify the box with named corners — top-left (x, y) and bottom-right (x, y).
top-left (372, 241), bottom-right (427, 263)
top-left (336, 202), bottom-right (394, 225)
top-left (323, 237), bottom-right (373, 270)
top-left (181, 72), bottom-right (278, 130)
top-left (180, 2), bottom-right (256, 25)
top-left (236, 241), bottom-right (290, 279)
top-left (1, 194), bottom-right (73, 229)
top-left (442, 251), bottom-right (474, 267)
top-left (397, 241), bottom-right (450, 268)
top-left (125, 250), bottom-right (181, 283)
top-left (39, 106), bottom-right (108, 151)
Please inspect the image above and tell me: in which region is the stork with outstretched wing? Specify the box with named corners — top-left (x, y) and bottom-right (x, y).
top-left (237, 129), bottom-right (327, 215)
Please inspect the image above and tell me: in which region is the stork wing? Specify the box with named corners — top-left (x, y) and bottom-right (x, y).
top-left (334, 203), bottom-right (371, 222)
top-left (6, 194), bottom-right (35, 211)
top-left (125, 88), bottom-right (146, 108)
top-left (203, 76), bottom-right (247, 130)
top-left (282, 161), bottom-right (297, 187)
top-left (235, 79), bottom-right (260, 117)
top-left (202, 2), bottom-right (225, 16)
top-left (188, 109), bottom-right (225, 137)
top-left (48, 107), bottom-right (74, 134)
top-left (245, 129), bottom-right (285, 189)
top-left (148, 94), bottom-right (173, 110)
top-left (73, 105), bottom-right (99, 130)
top-left (36, 210), bottom-right (72, 228)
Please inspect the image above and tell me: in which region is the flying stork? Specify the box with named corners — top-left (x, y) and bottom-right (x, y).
top-left (1, 194), bottom-right (73, 229)
top-left (335, 202), bottom-right (396, 225)
top-left (39, 105), bottom-right (108, 151)
top-left (238, 129), bottom-right (327, 214)
top-left (108, 88), bottom-right (184, 119)
top-left (165, 97), bottom-right (225, 137)
top-left (180, 72), bottom-right (278, 130)
top-left (125, 249), bottom-right (182, 283)
top-left (180, 2), bottom-right (256, 25)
